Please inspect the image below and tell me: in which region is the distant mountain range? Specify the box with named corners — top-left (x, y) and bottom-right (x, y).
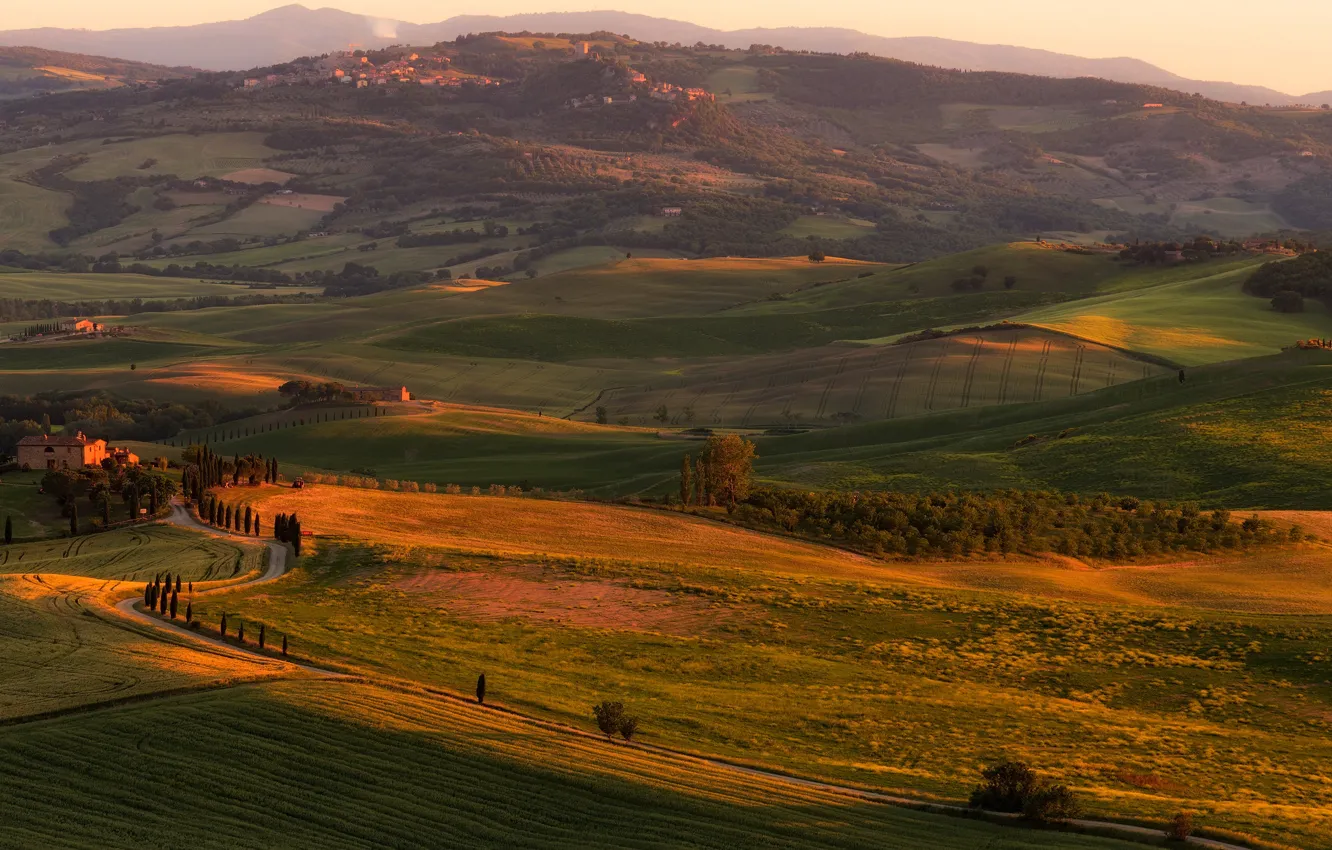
top-left (2, 5), bottom-right (1328, 105)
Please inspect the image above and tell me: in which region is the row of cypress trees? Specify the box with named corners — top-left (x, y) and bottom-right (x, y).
top-left (198, 494), bottom-right (263, 537)
top-left (141, 574), bottom-right (290, 656)
top-left (216, 612), bottom-right (287, 655)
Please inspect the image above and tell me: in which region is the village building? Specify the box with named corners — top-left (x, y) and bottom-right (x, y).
top-left (661, 207), bottom-right (683, 217)
top-left (72, 319), bottom-right (105, 333)
top-left (18, 433), bottom-right (104, 470)
top-left (349, 386), bottom-right (411, 402)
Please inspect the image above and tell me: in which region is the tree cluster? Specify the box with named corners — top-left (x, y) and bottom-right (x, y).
top-left (1247, 251), bottom-right (1332, 300)
top-left (275, 512), bottom-right (302, 556)
top-left (679, 435), bottom-right (757, 510)
top-left (970, 761), bottom-right (1079, 823)
top-left (735, 488), bottom-right (1289, 558)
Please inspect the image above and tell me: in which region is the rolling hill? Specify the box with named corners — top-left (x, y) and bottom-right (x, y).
top-left (0, 4), bottom-right (1324, 104)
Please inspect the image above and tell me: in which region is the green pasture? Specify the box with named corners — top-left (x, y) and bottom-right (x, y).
top-left (707, 65), bottom-right (774, 103)
top-left (0, 471), bottom-right (65, 538)
top-left (188, 203), bottom-right (326, 239)
top-left (0, 178), bottom-right (67, 252)
top-left (1012, 264), bottom-right (1331, 365)
top-left (61, 133), bottom-right (278, 181)
top-left (141, 234), bottom-right (363, 268)
top-left (596, 326), bottom-right (1168, 427)
top-left (0, 271), bottom-right (267, 301)
top-left (780, 215), bottom-right (877, 240)
top-left (0, 679), bottom-right (1140, 850)
top-left (379, 292), bottom-right (1060, 361)
top-left (752, 348), bottom-right (1332, 506)
top-left (197, 410), bottom-right (679, 494)
top-left (0, 339), bottom-right (207, 371)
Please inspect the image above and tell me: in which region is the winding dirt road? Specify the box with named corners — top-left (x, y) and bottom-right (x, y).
top-left (111, 502), bottom-right (338, 678)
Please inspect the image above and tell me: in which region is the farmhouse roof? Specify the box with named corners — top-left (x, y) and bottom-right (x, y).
top-left (17, 432), bottom-right (102, 448)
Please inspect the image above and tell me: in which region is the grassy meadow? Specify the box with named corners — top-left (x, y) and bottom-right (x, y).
top-left (197, 483), bottom-right (1332, 847)
top-left (0, 679), bottom-right (1149, 849)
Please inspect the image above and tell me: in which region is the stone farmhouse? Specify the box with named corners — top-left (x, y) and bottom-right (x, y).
top-left (16, 433), bottom-right (140, 471)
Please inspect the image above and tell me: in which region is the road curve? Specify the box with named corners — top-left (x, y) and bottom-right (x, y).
top-left (112, 502), bottom-right (337, 678)
top-left (108, 503), bottom-right (1249, 850)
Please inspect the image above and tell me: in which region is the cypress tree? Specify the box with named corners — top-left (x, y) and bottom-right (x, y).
top-left (476, 673), bottom-right (486, 705)
top-left (143, 582), bottom-right (152, 606)
top-left (237, 621), bottom-right (244, 643)
top-left (281, 635), bottom-right (288, 656)
top-left (254, 514), bottom-right (261, 537)
top-left (258, 624), bottom-right (265, 649)
top-left (159, 586), bottom-right (168, 615)
top-left (245, 506), bottom-right (252, 535)
top-left (3, 516), bottom-right (10, 545)
top-left (149, 487), bottom-right (158, 516)
top-left (69, 504), bottom-right (78, 537)
top-left (175, 576), bottom-right (181, 594)
top-left (680, 454), bottom-right (693, 506)
top-left (272, 458), bottom-right (279, 483)
top-left (224, 505), bottom-right (233, 529)
top-left (185, 601), bottom-right (192, 623)
top-left (220, 613), bottom-right (227, 636)
top-left (164, 572), bottom-right (172, 593)
top-left (128, 491), bottom-right (139, 521)
top-left (169, 590), bottom-right (178, 619)
top-left (102, 498), bottom-right (111, 528)
top-left (291, 521), bottom-right (302, 557)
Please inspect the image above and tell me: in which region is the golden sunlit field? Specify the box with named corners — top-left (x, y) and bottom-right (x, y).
top-left (190, 483), bottom-right (1332, 848)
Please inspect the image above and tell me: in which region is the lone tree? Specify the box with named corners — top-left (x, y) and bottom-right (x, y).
top-left (808, 248), bottom-right (826, 263)
top-left (237, 621), bottom-right (245, 643)
top-left (593, 701), bottom-right (626, 740)
top-left (698, 434), bottom-right (757, 510)
top-left (4, 515), bottom-right (11, 545)
top-left (220, 613), bottom-right (228, 636)
top-left (258, 624), bottom-right (265, 649)
top-left (476, 673), bottom-right (486, 705)
top-left (595, 406), bottom-right (608, 425)
top-left (185, 601), bottom-right (192, 623)
top-left (281, 635), bottom-right (288, 656)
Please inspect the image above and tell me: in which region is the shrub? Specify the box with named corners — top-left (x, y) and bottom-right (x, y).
top-left (970, 761), bottom-right (1038, 812)
top-left (1166, 811), bottom-right (1194, 841)
top-left (618, 714), bottom-right (640, 742)
top-left (422, 483), bottom-right (437, 493)
top-left (1022, 783), bottom-right (1079, 822)
top-left (593, 701), bottom-right (626, 739)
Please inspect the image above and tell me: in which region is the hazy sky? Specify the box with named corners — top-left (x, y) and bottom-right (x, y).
top-left (8, 1), bottom-right (1332, 94)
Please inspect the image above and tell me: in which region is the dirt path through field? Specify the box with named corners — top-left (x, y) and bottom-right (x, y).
top-left (110, 502), bottom-right (341, 679)
top-left (96, 506), bottom-right (1249, 849)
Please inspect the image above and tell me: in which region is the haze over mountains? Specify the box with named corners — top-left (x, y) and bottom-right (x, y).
top-left (2, 4), bottom-right (1328, 106)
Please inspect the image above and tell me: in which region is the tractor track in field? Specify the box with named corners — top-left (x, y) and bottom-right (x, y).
top-left (15, 505), bottom-right (1252, 850)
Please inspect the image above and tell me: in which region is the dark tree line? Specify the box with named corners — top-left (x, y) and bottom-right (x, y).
top-left (734, 488), bottom-right (1292, 558)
